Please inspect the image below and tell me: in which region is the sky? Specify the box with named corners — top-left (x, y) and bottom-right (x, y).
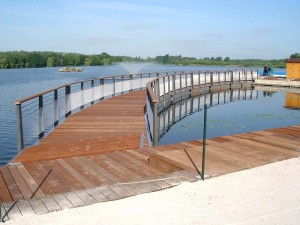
top-left (0, 0), bottom-right (299, 59)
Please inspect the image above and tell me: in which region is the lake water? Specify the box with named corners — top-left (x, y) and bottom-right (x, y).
top-left (0, 64), bottom-right (287, 165)
top-left (159, 90), bottom-right (300, 145)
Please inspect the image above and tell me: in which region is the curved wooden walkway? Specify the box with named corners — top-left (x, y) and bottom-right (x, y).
top-left (1, 90), bottom-right (300, 221)
top-left (14, 90), bottom-right (149, 162)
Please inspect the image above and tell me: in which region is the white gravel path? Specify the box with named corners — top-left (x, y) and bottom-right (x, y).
top-left (6, 157), bottom-right (300, 225)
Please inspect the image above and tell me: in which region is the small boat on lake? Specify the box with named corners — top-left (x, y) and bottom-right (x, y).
top-left (59, 67), bottom-right (83, 72)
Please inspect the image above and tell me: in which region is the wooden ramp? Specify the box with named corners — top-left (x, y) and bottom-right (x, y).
top-left (148, 126), bottom-right (300, 177)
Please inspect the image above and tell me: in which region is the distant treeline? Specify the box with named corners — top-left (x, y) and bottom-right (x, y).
top-left (0, 51), bottom-right (299, 69)
top-left (0, 51), bottom-right (132, 69)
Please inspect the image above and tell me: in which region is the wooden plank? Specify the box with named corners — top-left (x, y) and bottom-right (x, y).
top-left (0, 167), bottom-right (23, 201)
top-left (48, 159), bottom-right (85, 191)
top-left (16, 164), bottom-right (45, 198)
top-left (56, 159), bottom-right (96, 189)
top-left (85, 188), bottom-right (109, 202)
top-left (72, 157), bottom-right (110, 185)
top-left (23, 163), bottom-right (56, 196)
top-left (118, 151), bottom-right (165, 176)
top-left (149, 156), bottom-right (183, 173)
top-left (89, 155), bottom-right (128, 182)
top-left (96, 186), bottom-right (120, 201)
top-left (28, 198), bottom-right (48, 214)
top-left (131, 182), bottom-right (161, 193)
top-left (32, 160), bottom-right (72, 194)
top-left (40, 196), bottom-right (61, 212)
top-left (63, 192), bottom-right (85, 208)
top-left (64, 157), bottom-right (102, 187)
top-left (206, 139), bottom-right (264, 161)
top-left (250, 135), bottom-right (300, 151)
top-left (0, 170), bottom-right (12, 202)
top-left (126, 150), bottom-right (149, 161)
top-left (108, 184), bottom-right (132, 199)
top-left (52, 194), bottom-right (73, 210)
top-left (158, 174), bottom-right (183, 186)
top-left (75, 190), bottom-right (97, 205)
top-left (8, 166), bottom-right (32, 200)
top-left (150, 180), bottom-right (172, 189)
top-left (226, 136), bottom-right (297, 160)
top-left (17, 200), bottom-right (35, 216)
top-left (104, 152), bottom-right (153, 178)
top-left (116, 183), bottom-right (143, 196)
top-left (99, 154), bottom-right (142, 181)
top-left (173, 170), bottom-right (199, 182)
top-left (80, 156), bottom-right (118, 184)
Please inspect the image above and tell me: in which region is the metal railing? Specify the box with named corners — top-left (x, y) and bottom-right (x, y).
top-left (146, 70), bottom-right (257, 146)
top-left (158, 88), bottom-right (258, 139)
top-left (15, 72), bottom-right (172, 152)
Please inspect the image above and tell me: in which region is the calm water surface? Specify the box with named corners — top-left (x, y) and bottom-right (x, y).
top-left (159, 90), bottom-right (300, 145)
top-left (1, 64), bottom-right (251, 165)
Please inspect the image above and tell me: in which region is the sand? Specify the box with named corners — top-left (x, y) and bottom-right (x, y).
top-left (5, 157), bottom-right (300, 225)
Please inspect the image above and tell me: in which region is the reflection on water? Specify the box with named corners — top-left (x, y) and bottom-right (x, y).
top-left (285, 92), bottom-right (300, 109)
top-left (159, 90), bottom-right (300, 145)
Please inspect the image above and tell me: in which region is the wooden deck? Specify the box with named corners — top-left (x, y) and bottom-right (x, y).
top-left (13, 90), bottom-right (149, 163)
top-left (1, 89), bottom-right (300, 220)
top-left (148, 127), bottom-right (300, 176)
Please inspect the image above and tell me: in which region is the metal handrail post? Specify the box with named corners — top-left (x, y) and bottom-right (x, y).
top-left (112, 77), bottom-right (116, 96)
top-left (80, 82), bottom-right (84, 109)
top-left (16, 103), bottom-right (24, 152)
top-left (38, 95), bottom-right (44, 139)
top-left (153, 102), bottom-right (159, 146)
top-left (210, 72), bottom-right (214, 86)
top-left (190, 72), bottom-right (194, 90)
top-left (172, 75), bottom-right (176, 96)
top-left (54, 90), bottom-right (59, 126)
top-left (91, 80), bottom-right (95, 104)
top-left (65, 85), bottom-right (71, 117)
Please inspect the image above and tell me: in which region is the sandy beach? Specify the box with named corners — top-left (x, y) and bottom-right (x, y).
top-left (4, 157), bottom-right (300, 225)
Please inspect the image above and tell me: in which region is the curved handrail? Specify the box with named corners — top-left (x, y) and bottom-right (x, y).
top-left (145, 69), bottom-right (257, 146)
top-left (16, 73), bottom-right (152, 104)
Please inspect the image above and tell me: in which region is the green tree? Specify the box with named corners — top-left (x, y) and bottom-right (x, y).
top-left (162, 54), bottom-right (170, 64)
top-left (84, 57), bottom-right (92, 66)
top-left (290, 53), bottom-right (300, 58)
top-left (224, 57), bottom-right (230, 62)
top-left (46, 57), bottom-right (55, 67)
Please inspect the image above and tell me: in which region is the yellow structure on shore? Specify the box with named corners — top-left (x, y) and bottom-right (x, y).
top-left (287, 58), bottom-right (300, 79)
